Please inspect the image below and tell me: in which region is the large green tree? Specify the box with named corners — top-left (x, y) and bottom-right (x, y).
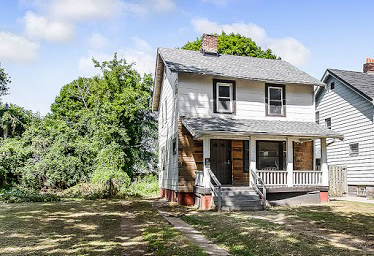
top-left (0, 54), bottom-right (157, 190)
top-left (0, 65), bottom-right (10, 96)
top-left (182, 32), bottom-right (279, 59)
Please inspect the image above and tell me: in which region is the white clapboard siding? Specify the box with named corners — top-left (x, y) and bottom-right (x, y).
top-left (316, 75), bottom-right (374, 186)
top-left (158, 65), bottom-right (179, 191)
top-left (178, 73), bottom-right (315, 122)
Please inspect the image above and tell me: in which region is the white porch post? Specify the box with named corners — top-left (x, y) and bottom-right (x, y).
top-left (249, 136), bottom-right (256, 185)
top-left (286, 137), bottom-right (294, 187)
top-left (320, 138), bottom-right (329, 186)
top-left (203, 136), bottom-right (211, 188)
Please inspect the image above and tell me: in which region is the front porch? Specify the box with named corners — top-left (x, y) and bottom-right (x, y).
top-left (197, 136), bottom-right (329, 188)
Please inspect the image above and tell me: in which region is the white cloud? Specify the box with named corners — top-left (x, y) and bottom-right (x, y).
top-left (48, 0), bottom-right (124, 21)
top-left (79, 37), bottom-right (155, 77)
top-left (89, 33), bottom-right (108, 49)
top-left (23, 11), bottom-right (74, 42)
top-left (0, 31), bottom-right (39, 62)
top-left (191, 18), bottom-right (311, 66)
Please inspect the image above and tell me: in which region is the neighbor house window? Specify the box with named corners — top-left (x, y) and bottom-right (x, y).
top-left (243, 141), bottom-right (249, 173)
top-left (256, 141), bottom-right (286, 170)
top-left (349, 143), bottom-right (359, 156)
top-left (325, 118), bottom-right (331, 129)
top-left (316, 111), bottom-right (320, 124)
top-left (160, 146), bottom-right (166, 171)
top-left (330, 82), bottom-right (335, 90)
top-left (265, 84), bottom-right (286, 116)
top-left (213, 79), bottom-right (236, 114)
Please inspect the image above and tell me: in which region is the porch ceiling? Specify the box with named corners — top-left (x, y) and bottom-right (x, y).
top-left (181, 117), bottom-right (344, 139)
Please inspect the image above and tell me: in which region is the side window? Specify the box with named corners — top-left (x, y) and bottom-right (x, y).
top-left (163, 99), bottom-right (167, 126)
top-left (266, 84), bottom-right (286, 116)
top-left (213, 79), bottom-right (236, 114)
top-left (315, 111), bottom-right (320, 124)
top-left (349, 143), bottom-right (359, 156)
top-left (325, 118), bottom-right (331, 129)
top-left (330, 82), bottom-right (335, 90)
top-left (160, 146), bottom-right (165, 171)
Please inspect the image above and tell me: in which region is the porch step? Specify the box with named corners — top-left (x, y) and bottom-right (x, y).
top-left (213, 186), bottom-right (263, 211)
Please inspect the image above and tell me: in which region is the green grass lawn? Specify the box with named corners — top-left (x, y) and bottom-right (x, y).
top-left (0, 199), bottom-right (206, 256)
top-left (182, 201), bottom-right (374, 256)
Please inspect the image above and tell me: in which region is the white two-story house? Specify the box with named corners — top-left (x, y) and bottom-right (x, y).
top-left (152, 34), bottom-right (342, 210)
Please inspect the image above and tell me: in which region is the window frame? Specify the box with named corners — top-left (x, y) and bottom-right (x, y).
top-left (325, 118), bottom-right (331, 129)
top-left (330, 82), bottom-right (335, 90)
top-left (349, 143), bottom-right (359, 156)
top-left (265, 84), bottom-right (286, 117)
top-left (315, 111), bottom-right (320, 124)
top-left (213, 79), bottom-right (236, 114)
top-left (256, 140), bottom-right (286, 171)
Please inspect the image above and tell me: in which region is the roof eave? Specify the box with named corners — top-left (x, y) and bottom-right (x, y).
top-left (174, 70), bottom-right (324, 87)
top-left (151, 49), bottom-right (165, 112)
top-left (189, 130), bottom-right (343, 140)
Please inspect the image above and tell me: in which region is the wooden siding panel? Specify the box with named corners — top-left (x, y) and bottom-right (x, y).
top-left (232, 140), bottom-right (249, 185)
top-left (178, 118), bottom-right (203, 192)
top-left (294, 141), bottom-right (313, 170)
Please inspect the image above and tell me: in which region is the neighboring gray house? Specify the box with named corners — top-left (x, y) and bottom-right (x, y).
top-left (153, 34), bottom-right (342, 210)
top-left (316, 59), bottom-right (374, 198)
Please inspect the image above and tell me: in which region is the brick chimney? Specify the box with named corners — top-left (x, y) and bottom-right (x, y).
top-left (363, 58), bottom-right (374, 73)
top-left (201, 34), bottom-right (218, 55)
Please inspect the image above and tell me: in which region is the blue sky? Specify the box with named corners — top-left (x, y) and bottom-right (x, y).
top-left (1, 0), bottom-right (374, 114)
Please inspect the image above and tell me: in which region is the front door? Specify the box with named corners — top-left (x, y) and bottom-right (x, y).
top-left (210, 139), bottom-right (232, 185)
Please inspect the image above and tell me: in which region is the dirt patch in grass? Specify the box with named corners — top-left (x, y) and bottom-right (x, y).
top-left (0, 199), bottom-right (207, 256)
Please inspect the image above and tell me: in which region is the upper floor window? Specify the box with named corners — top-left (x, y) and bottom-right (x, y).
top-left (213, 79), bottom-right (236, 114)
top-left (325, 118), bottom-right (331, 129)
top-left (349, 143), bottom-right (359, 156)
top-left (315, 111), bottom-right (320, 124)
top-left (265, 84), bottom-right (286, 116)
top-left (163, 99), bottom-right (167, 126)
top-left (330, 82), bottom-right (335, 90)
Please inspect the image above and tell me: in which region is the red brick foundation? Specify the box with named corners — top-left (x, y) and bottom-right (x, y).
top-left (177, 192), bottom-right (195, 206)
top-left (320, 191), bottom-right (329, 203)
top-left (160, 188), bottom-right (177, 202)
top-left (160, 188), bottom-right (195, 205)
top-left (200, 194), bottom-right (212, 210)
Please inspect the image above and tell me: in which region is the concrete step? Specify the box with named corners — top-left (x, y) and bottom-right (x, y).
top-left (221, 205), bottom-right (264, 211)
top-left (218, 191), bottom-right (259, 197)
top-left (220, 186), bottom-right (256, 191)
top-left (218, 199), bottom-right (263, 207)
top-left (214, 195), bottom-right (260, 201)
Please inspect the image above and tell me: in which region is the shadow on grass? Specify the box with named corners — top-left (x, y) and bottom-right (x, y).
top-left (273, 204), bottom-right (374, 243)
top-left (183, 210), bottom-right (371, 256)
top-left (0, 199), bottom-right (208, 256)
top-left (0, 200), bottom-right (141, 255)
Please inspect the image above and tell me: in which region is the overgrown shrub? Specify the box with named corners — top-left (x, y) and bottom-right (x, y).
top-left (0, 187), bottom-right (60, 203)
top-left (62, 183), bottom-right (106, 200)
top-left (125, 175), bottom-right (159, 198)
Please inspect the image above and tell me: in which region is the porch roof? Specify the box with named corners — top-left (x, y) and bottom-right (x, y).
top-left (181, 117), bottom-right (344, 139)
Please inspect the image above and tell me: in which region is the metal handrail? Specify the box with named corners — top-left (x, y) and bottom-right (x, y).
top-left (250, 168), bottom-right (267, 210)
top-left (207, 168), bottom-right (222, 212)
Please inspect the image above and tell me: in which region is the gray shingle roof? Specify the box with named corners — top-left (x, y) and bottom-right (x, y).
top-left (327, 69), bottom-right (374, 100)
top-left (158, 47), bottom-right (324, 86)
top-left (182, 117), bottom-right (343, 139)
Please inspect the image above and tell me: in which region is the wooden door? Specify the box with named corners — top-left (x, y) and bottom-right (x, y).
top-left (210, 139), bottom-right (232, 185)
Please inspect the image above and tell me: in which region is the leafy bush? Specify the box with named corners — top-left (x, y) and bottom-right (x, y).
top-left (0, 187), bottom-right (60, 203)
top-left (125, 175), bottom-right (159, 198)
top-left (62, 183), bottom-right (106, 200)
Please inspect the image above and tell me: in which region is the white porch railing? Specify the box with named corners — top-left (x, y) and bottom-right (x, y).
top-left (256, 170), bottom-right (288, 187)
top-left (293, 170), bottom-right (322, 186)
